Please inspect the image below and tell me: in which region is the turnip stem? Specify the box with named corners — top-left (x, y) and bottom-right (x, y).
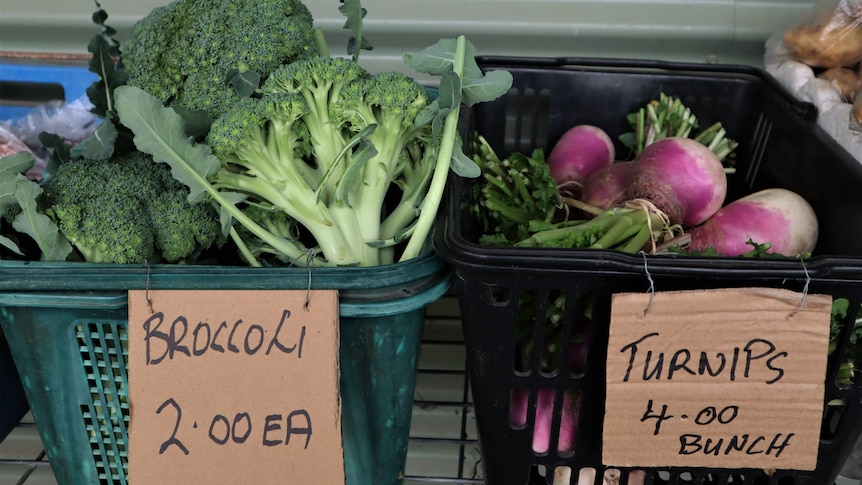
top-left (562, 196), bottom-right (605, 217)
top-left (483, 198), bottom-right (532, 226)
top-left (516, 214), bottom-right (616, 247)
top-left (483, 173), bottom-right (517, 199)
top-left (589, 213), bottom-right (637, 249)
top-left (620, 220), bottom-right (654, 254)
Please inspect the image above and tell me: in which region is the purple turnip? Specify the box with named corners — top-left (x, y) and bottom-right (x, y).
top-left (509, 387), bottom-right (579, 454)
top-left (627, 137), bottom-right (727, 228)
top-left (687, 188), bottom-right (819, 257)
top-left (581, 161), bottom-right (634, 211)
top-left (548, 125), bottom-right (615, 194)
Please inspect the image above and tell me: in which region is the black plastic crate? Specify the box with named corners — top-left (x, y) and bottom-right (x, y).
top-left (433, 56), bottom-right (862, 485)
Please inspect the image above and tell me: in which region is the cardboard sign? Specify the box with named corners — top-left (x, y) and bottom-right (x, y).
top-left (603, 288), bottom-right (831, 471)
top-left (127, 289), bottom-right (344, 484)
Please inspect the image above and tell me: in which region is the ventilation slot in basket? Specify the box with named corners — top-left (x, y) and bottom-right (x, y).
top-left (741, 112), bottom-right (771, 191)
top-left (77, 320), bottom-right (130, 484)
top-left (503, 86), bottom-right (552, 155)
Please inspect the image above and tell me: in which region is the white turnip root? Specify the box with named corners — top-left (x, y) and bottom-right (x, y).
top-left (509, 387), bottom-right (579, 454)
top-left (548, 125), bottom-right (615, 193)
top-left (581, 161), bottom-right (633, 211)
top-left (627, 137), bottom-right (727, 227)
top-left (688, 188), bottom-right (819, 257)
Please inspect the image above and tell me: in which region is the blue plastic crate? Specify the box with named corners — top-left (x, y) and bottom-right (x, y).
top-left (0, 62), bottom-right (97, 121)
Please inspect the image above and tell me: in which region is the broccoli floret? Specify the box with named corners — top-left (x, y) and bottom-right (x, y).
top-left (122, 0), bottom-right (320, 120)
top-left (263, 56), bottom-right (370, 172)
top-left (200, 56), bottom-right (436, 267)
top-left (43, 151), bottom-right (222, 264)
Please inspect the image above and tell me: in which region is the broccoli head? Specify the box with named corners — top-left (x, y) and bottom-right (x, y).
top-left (43, 151), bottom-right (222, 264)
top-left (196, 55), bottom-right (437, 266)
top-left (122, 0), bottom-right (320, 120)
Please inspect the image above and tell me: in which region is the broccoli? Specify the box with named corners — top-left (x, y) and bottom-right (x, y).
top-left (122, 0), bottom-right (320, 120)
top-left (200, 55), bottom-right (437, 267)
top-left (114, 3), bottom-right (514, 268)
top-left (42, 151), bottom-right (222, 264)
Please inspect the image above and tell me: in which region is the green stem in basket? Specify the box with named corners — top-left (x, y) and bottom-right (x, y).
top-left (399, 36), bottom-right (514, 261)
top-left (399, 37), bottom-right (467, 262)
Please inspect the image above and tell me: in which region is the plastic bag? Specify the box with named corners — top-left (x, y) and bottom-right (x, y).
top-left (852, 88), bottom-right (862, 131)
top-left (0, 122), bottom-right (43, 180)
top-left (818, 66), bottom-right (862, 102)
top-left (3, 95), bottom-right (98, 180)
top-left (0, 122), bottom-right (33, 158)
top-left (781, 0), bottom-right (862, 69)
top-left (6, 95), bottom-right (98, 153)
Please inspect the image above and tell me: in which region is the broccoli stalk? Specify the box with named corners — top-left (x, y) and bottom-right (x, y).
top-left (399, 36), bottom-right (468, 262)
top-left (203, 59), bottom-right (437, 267)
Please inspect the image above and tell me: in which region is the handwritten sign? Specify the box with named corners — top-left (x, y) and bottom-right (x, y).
top-left (603, 288), bottom-right (831, 471)
top-left (127, 290), bottom-right (344, 484)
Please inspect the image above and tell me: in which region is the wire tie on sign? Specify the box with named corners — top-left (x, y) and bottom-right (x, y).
top-left (788, 256), bottom-right (811, 319)
top-left (289, 249), bottom-right (318, 311)
top-left (305, 262), bottom-right (312, 311)
top-left (639, 250), bottom-right (656, 317)
top-left (143, 258), bottom-right (154, 314)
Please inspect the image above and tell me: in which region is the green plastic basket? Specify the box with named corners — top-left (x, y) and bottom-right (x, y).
top-left (0, 251), bottom-right (452, 485)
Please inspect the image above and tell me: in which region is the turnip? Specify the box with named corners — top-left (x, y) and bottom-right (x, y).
top-left (627, 137), bottom-right (727, 228)
top-left (548, 125), bottom-right (615, 194)
top-left (509, 387), bottom-right (579, 454)
top-left (581, 161), bottom-right (633, 211)
top-left (687, 188), bottom-right (819, 257)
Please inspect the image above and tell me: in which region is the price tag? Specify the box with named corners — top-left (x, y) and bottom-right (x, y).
top-left (127, 289), bottom-right (344, 484)
top-left (603, 288), bottom-right (831, 471)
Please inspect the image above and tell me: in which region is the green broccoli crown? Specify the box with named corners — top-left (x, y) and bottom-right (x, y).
top-left (206, 93), bottom-right (311, 160)
top-left (44, 151), bottom-right (221, 264)
top-left (333, 71), bottom-right (431, 131)
top-left (206, 97), bottom-right (269, 156)
top-left (123, 0), bottom-right (319, 119)
top-left (362, 71), bottom-right (431, 125)
top-left (147, 188), bottom-right (222, 262)
top-left (262, 56), bottom-right (369, 97)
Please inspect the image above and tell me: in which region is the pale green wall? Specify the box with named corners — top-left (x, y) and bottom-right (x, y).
top-left (0, 0), bottom-right (816, 74)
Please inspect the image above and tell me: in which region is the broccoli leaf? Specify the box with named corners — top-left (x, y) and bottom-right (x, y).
top-left (69, 117), bottom-right (119, 161)
top-left (339, 0), bottom-right (373, 60)
top-left (0, 152), bottom-right (37, 176)
top-left (85, 18), bottom-right (127, 118)
top-left (10, 177), bottom-right (72, 261)
top-left (0, 153), bottom-right (34, 258)
top-left (0, 235), bottom-right (24, 257)
top-left (435, 71), bottom-right (462, 111)
top-left (399, 35), bottom-right (511, 262)
top-left (0, 152), bottom-right (36, 211)
top-left (334, 139), bottom-right (376, 208)
top-left (451, 149), bottom-right (480, 178)
top-left (114, 85), bottom-right (221, 203)
top-left (226, 69), bottom-right (261, 99)
top-left (403, 38), bottom-right (475, 77)
top-left (462, 69), bottom-right (515, 107)
top-left (218, 192), bottom-right (247, 236)
top-left (37, 133), bottom-right (72, 177)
